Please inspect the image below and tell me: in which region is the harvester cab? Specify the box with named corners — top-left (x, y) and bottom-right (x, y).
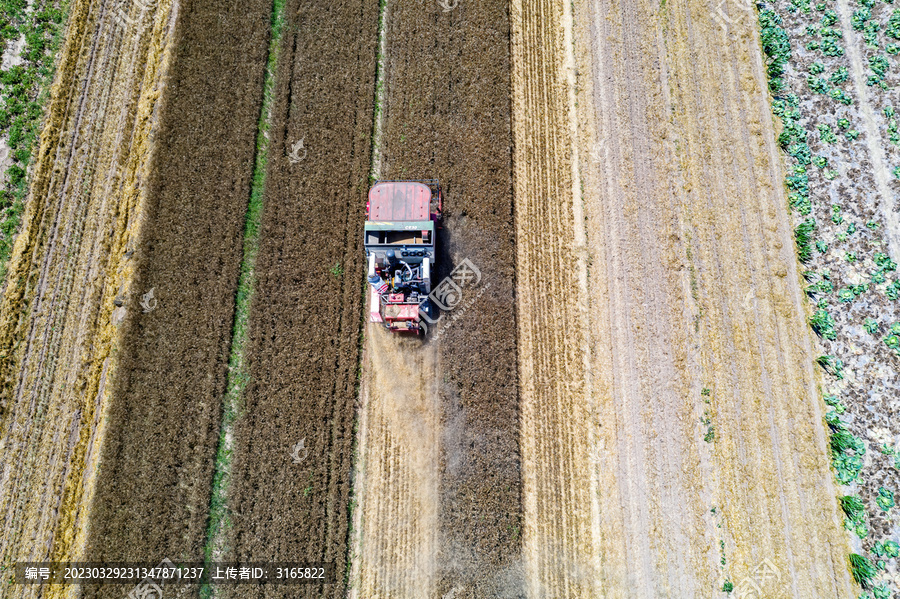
top-left (364, 180), bottom-right (442, 334)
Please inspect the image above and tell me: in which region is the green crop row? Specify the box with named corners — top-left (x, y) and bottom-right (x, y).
top-left (758, 3), bottom-right (900, 594)
top-left (0, 0), bottom-right (69, 280)
top-left (200, 0), bottom-right (288, 594)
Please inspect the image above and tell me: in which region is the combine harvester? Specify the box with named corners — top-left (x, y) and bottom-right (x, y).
top-left (364, 180), bottom-right (442, 334)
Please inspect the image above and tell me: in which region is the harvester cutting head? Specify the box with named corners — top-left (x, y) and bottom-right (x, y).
top-left (364, 180), bottom-right (442, 334)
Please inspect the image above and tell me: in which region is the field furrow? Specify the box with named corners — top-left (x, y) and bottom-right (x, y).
top-left (0, 1), bottom-right (180, 591)
top-left (222, 0), bottom-right (378, 596)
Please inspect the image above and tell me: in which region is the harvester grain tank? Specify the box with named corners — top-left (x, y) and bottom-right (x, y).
top-left (364, 180), bottom-right (442, 334)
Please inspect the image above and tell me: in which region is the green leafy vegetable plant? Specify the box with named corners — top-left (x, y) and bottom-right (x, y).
top-left (830, 66), bottom-right (849, 84)
top-left (810, 308), bottom-right (837, 338)
top-left (873, 540), bottom-right (900, 558)
top-left (849, 553), bottom-right (877, 588)
top-left (887, 9), bottom-right (900, 38)
top-left (817, 354), bottom-right (845, 379)
top-left (808, 76), bottom-right (830, 93)
top-left (795, 218), bottom-right (816, 261)
top-left (819, 123), bottom-right (838, 143)
top-left (864, 317), bottom-right (879, 334)
top-left (822, 9), bottom-right (838, 25)
top-left (852, 7), bottom-right (871, 29)
top-left (875, 487), bottom-right (895, 511)
top-left (874, 252), bottom-right (897, 271)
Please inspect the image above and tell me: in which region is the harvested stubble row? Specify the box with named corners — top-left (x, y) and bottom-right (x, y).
top-left (532, 0), bottom-right (860, 593)
top-left (0, 1), bottom-right (195, 597)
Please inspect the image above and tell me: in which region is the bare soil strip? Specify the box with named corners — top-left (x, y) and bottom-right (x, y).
top-left (222, 0), bottom-right (378, 595)
top-left (351, 326), bottom-right (440, 597)
top-left (80, 0), bottom-right (273, 580)
top-left (511, 0), bottom-right (858, 594)
top-left (0, 0), bottom-right (179, 592)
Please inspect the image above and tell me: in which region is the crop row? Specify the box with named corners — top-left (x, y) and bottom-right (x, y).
top-left (760, 0), bottom-right (900, 595)
top-left (0, 0), bottom-right (68, 277)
